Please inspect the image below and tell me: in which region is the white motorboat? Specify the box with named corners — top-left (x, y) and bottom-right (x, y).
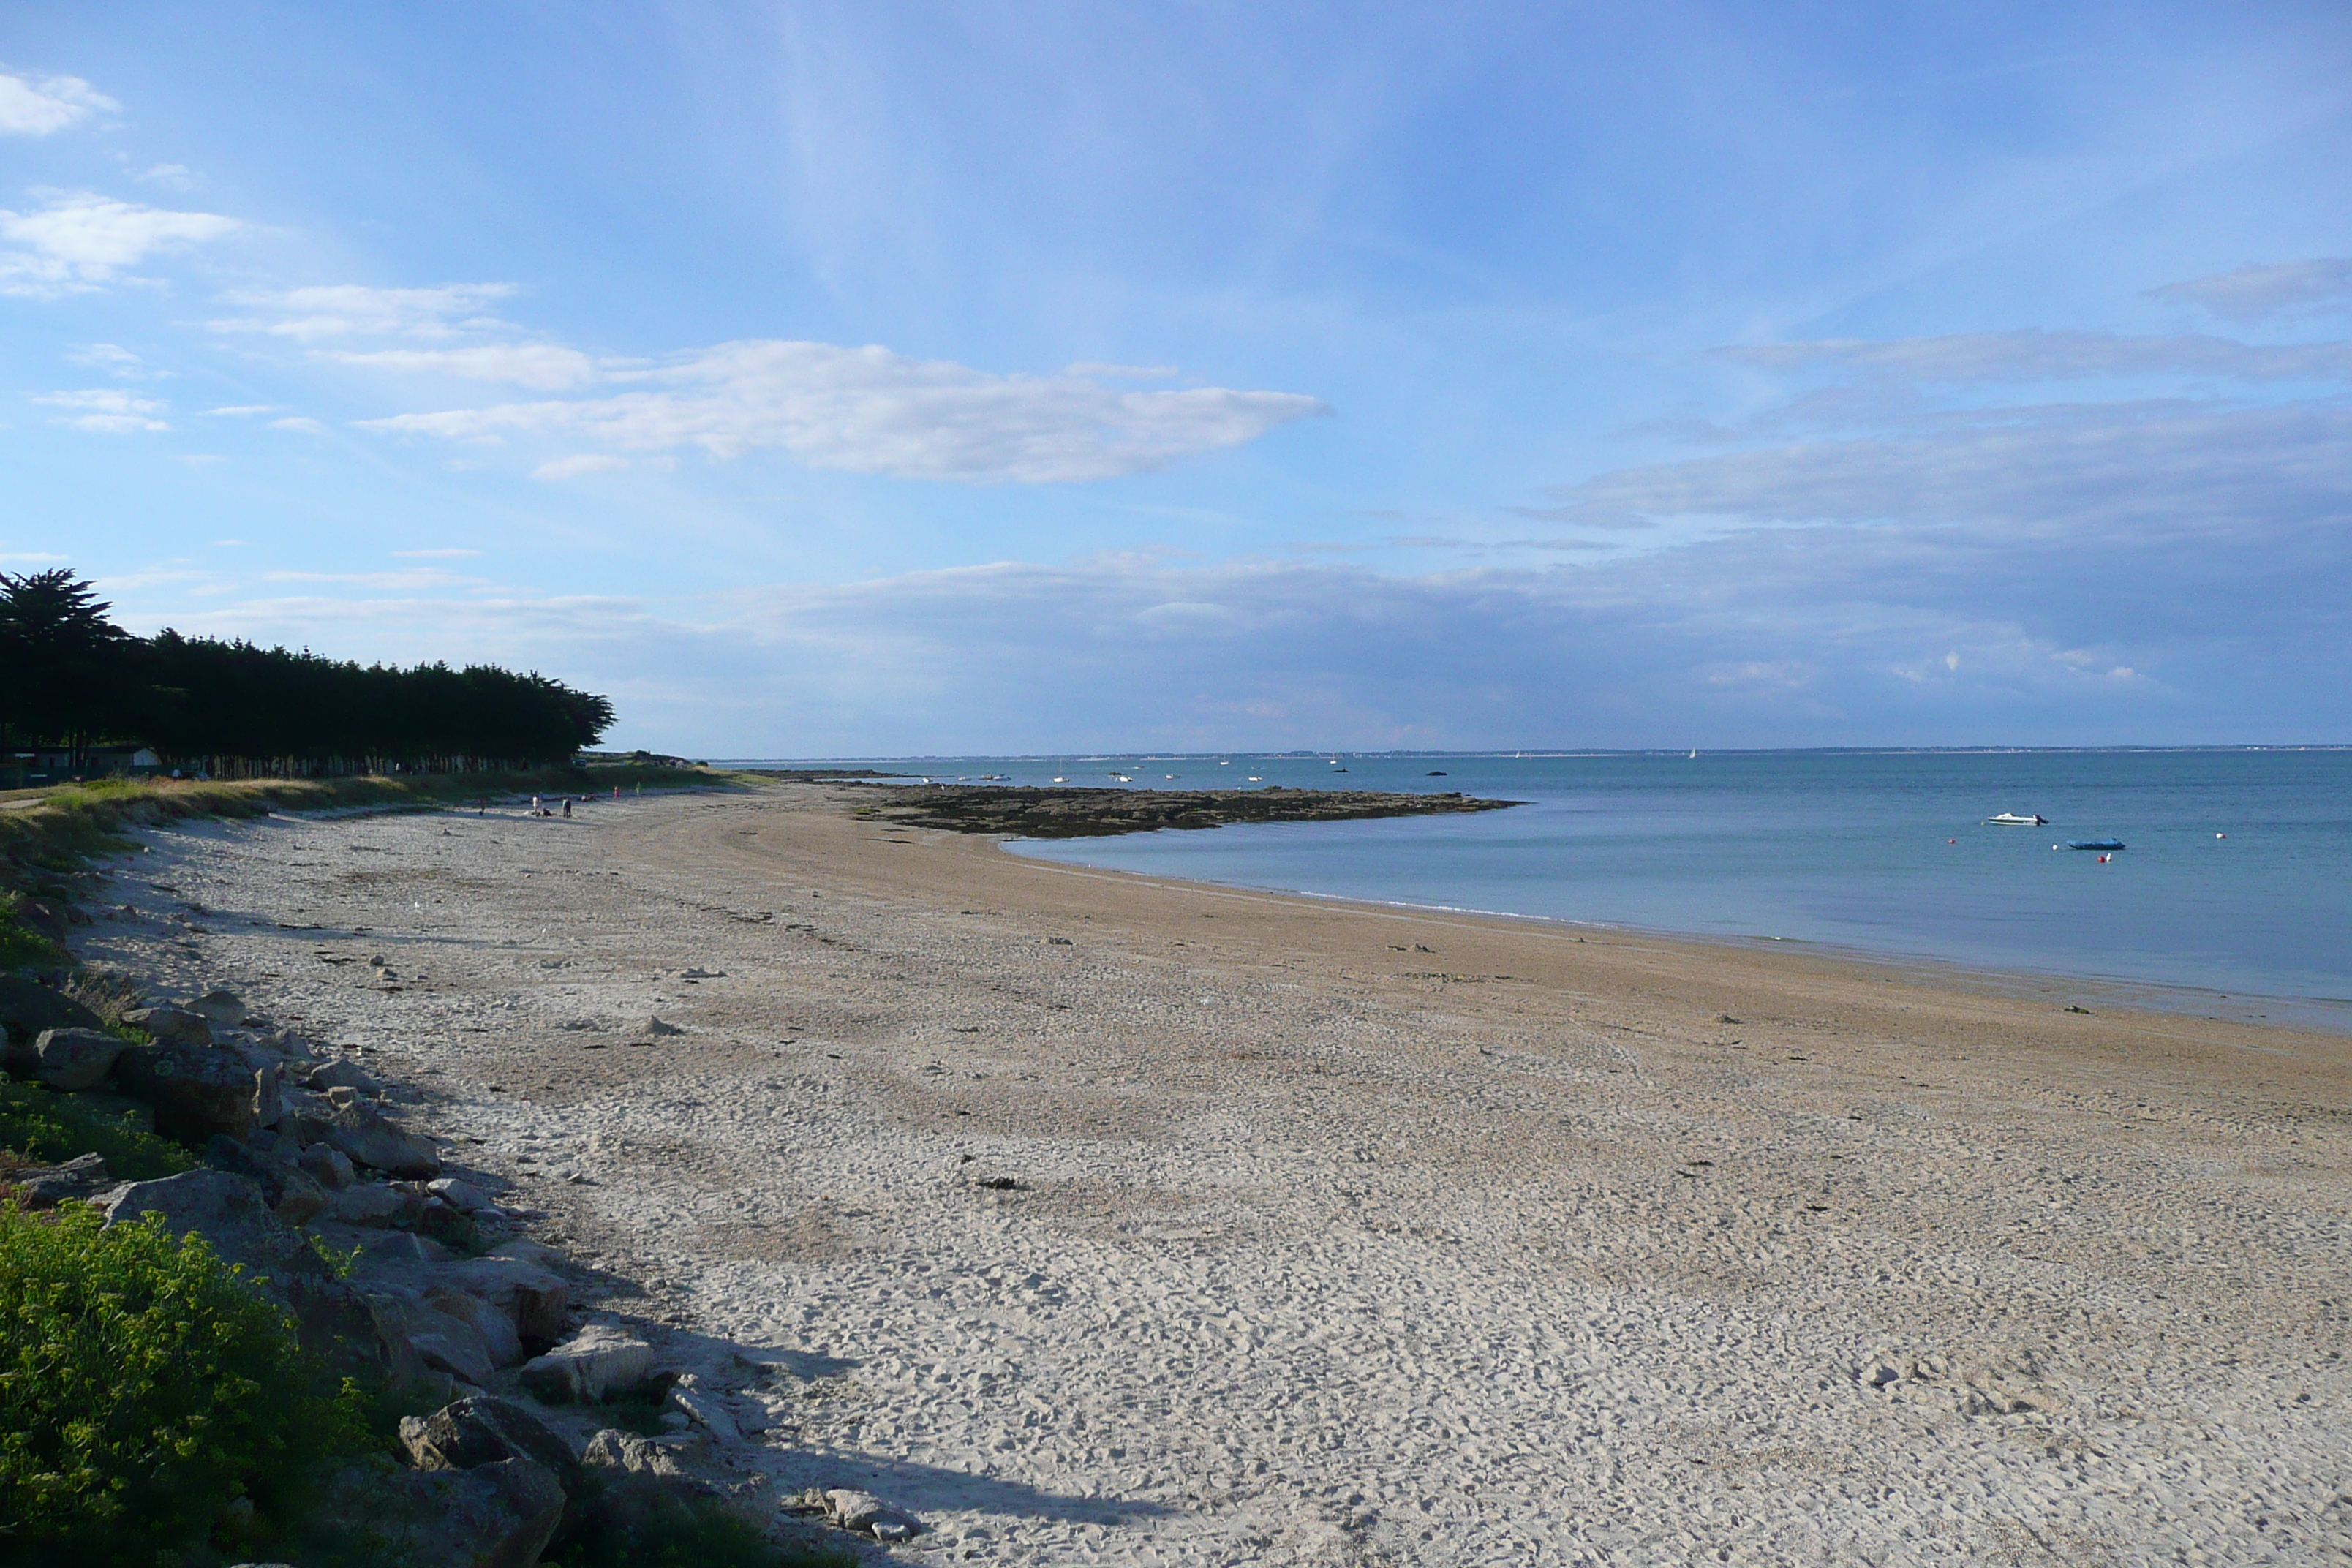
top-left (1984, 812), bottom-right (2048, 826)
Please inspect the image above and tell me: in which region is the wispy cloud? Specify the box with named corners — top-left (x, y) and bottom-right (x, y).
top-left (268, 416), bottom-right (328, 434)
top-left (388, 548), bottom-right (483, 559)
top-left (2148, 258), bottom-right (2352, 323)
top-left (200, 404), bottom-right (282, 418)
top-left (0, 72), bottom-right (116, 137)
top-left (319, 343), bottom-right (599, 390)
top-left (1063, 362), bottom-right (1180, 380)
top-left (529, 453), bottom-right (629, 480)
top-left (1716, 329), bottom-right (2352, 384)
top-left (0, 189), bottom-right (239, 296)
top-left (359, 339), bottom-right (1328, 483)
top-left (32, 388), bottom-right (169, 433)
top-left (210, 282), bottom-right (516, 340)
top-left (65, 342), bottom-right (148, 377)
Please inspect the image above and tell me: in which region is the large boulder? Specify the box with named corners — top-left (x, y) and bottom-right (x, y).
top-left (519, 1324), bottom-right (654, 1404)
top-left (428, 1284), bottom-right (524, 1368)
top-left (99, 1169), bottom-right (325, 1286)
top-left (109, 1040), bottom-right (267, 1141)
top-left (200, 1135), bottom-right (327, 1225)
top-left (0, 976), bottom-right (102, 1067)
top-left (324, 1457), bottom-right (565, 1568)
top-left (31, 1026), bottom-right (124, 1091)
top-left (444, 1255), bottom-right (571, 1344)
top-left (362, 1283), bottom-right (500, 1387)
top-left (399, 1395), bottom-right (582, 1492)
top-left (121, 1004), bottom-right (213, 1048)
top-left (320, 1088), bottom-right (440, 1178)
top-left (191, 988), bottom-right (246, 1026)
top-left (305, 1058), bottom-right (382, 1094)
top-left (581, 1428), bottom-right (686, 1477)
top-left (4, 1150), bottom-right (114, 1208)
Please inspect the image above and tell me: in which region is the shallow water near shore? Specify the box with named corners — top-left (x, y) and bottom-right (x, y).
top-left (731, 748), bottom-right (2352, 1028)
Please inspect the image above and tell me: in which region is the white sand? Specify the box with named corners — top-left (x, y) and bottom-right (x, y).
top-left (74, 782), bottom-right (2352, 1564)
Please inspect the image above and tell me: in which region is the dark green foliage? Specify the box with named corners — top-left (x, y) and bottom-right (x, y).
top-left (0, 1081), bottom-right (193, 1180)
top-left (546, 1479), bottom-right (858, 1568)
top-left (0, 1202), bottom-right (369, 1563)
top-left (0, 569), bottom-right (130, 762)
top-left (1, 569), bottom-right (613, 772)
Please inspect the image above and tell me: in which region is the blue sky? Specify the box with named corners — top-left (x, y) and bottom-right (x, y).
top-left (5, 3), bottom-right (2351, 753)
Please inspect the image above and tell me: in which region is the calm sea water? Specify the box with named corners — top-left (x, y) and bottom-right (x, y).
top-left (726, 750), bottom-right (2352, 1027)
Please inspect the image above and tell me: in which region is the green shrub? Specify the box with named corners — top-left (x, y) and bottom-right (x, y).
top-left (545, 1480), bottom-right (856, 1568)
top-left (0, 1080), bottom-right (192, 1180)
top-left (0, 1201), bottom-right (368, 1562)
top-left (0, 894), bottom-right (63, 972)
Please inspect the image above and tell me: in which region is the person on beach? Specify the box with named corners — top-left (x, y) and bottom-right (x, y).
top-left (562, 798), bottom-right (572, 818)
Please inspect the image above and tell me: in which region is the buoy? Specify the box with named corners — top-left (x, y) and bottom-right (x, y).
top-left (2098, 853), bottom-right (2110, 863)
top-left (1947, 838), bottom-right (1956, 844)
top-left (2216, 832), bottom-right (2225, 839)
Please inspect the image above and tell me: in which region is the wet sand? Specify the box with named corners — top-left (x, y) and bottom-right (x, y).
top-left (80, 780), bottom-right (2352, 1564)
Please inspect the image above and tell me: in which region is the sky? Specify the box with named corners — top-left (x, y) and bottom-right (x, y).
top-left (4, 2), bottom-right (2351, 755)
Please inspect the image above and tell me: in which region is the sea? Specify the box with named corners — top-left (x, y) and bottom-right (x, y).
top-left (720, 750), bottom-right (2352, 1031)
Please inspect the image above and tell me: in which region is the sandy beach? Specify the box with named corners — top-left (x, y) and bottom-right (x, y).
top-left (75, 780), bottom-right (2352, 1565)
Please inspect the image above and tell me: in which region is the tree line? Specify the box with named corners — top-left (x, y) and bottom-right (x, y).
top-left (0, 569), bottom-right (614, 775)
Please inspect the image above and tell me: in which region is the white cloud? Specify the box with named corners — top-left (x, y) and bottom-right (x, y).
top-left (200, 404), bottom-right (281, 417)
top-left (1063, 362), bottom-right (1180, 379)
top-left (0, 190), bottom-right (238, 295)
top-left (0, 551), bottom-right (70, 563)
top-left (1715, 330), bottom-right (2352, 384)
top-left (32, 388), bottom-right (168, 432)
top-left (133, 163), bottom-right (200, 191)
top-left (388, 548), bottom-right (483, 559)
top-left (319, 343), bottom-right (599, 390)
top-left (268, 416), bottom-right (328, 434)
top-left (2149, 259), bottom-right (2352, 323)
top-left (360, 339), bottom-right (1328, 483)
top-left (211, 282), bottom-right (516, 341)
top-left (0, 72), bottom-right (116, 137)
top-left (66, 342), bottom-right (145, 375)
top-left (530, 453), bottom-right (630, 480)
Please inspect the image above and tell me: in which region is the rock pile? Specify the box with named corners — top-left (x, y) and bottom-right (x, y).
top-left (6, 964), bottom-right (929, 1562)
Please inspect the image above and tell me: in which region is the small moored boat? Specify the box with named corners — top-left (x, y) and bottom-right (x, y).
top-left (2065, 839), bottom-right (2125, 852)
top-left (1985, 812), bottom-right (2047, 826)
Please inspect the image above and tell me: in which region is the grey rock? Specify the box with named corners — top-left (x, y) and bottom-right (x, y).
top-left (300, 1142), bottom-right (356, 1188)
top-left (121, 1004), bottom-right (214, 1048)
top-left (823, 1488), bottom-right (923, 1539)
top-left (32, 1026), bottom-right (125, 1091)
top-left (666, 1376), bottom-right (742, 1444)
top-left (109, 1039), bottom-right (263, 1141)
top-left (0, 975), bottom-right (103, 1064)
top-left (581, 1428), bottom-right (686, 1477)
top-left (200, 1134), bottom-right (327, 1225)
top-left (191, 987), bottom-right (247, 1025)
top-left (400, 1395), bottom-right (584, 1491)
top-left (429, 1284), bottom-right (524, 1368)
top-left (520, 1324), bottom-right (654, 1403)
top-left (325, 1182), bottom-right (407, 1226)
top-left (429, 1175), bottom-right (495, 1212)
top-left (325, 1456), bottom-right (565, 1568)
top-left (444, 1255), bottom-right (571, 1343)
top-left (645, 1016), bottom-right (685, 1036)
top-left (99, 1169), bottom-right (325, 1285)
top-left (320, 1091), bottom-right (441, 1178)
top-left (306, 1058), bottom-right (382, 1094)
top-left (7, 1150), bottom-right (112, 1208)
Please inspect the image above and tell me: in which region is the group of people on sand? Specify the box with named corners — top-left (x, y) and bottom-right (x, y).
top-left (470, 786), bottom-right (624, 818)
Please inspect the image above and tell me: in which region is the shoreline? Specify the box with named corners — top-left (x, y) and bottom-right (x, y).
top-left (1000, 842), bottom-right (2352, 1038)
top-left (67, 777), bottom-right (2352, 1564)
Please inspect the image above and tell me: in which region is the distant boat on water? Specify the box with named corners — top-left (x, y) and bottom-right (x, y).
top-left (1986, 812), bottom-right (2048, 826)
top-left (2065, 839), bottom-right (2126, 851)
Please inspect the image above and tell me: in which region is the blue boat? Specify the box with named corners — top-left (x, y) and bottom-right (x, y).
top-left (2065, 839), bottom-right (2126, 851)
